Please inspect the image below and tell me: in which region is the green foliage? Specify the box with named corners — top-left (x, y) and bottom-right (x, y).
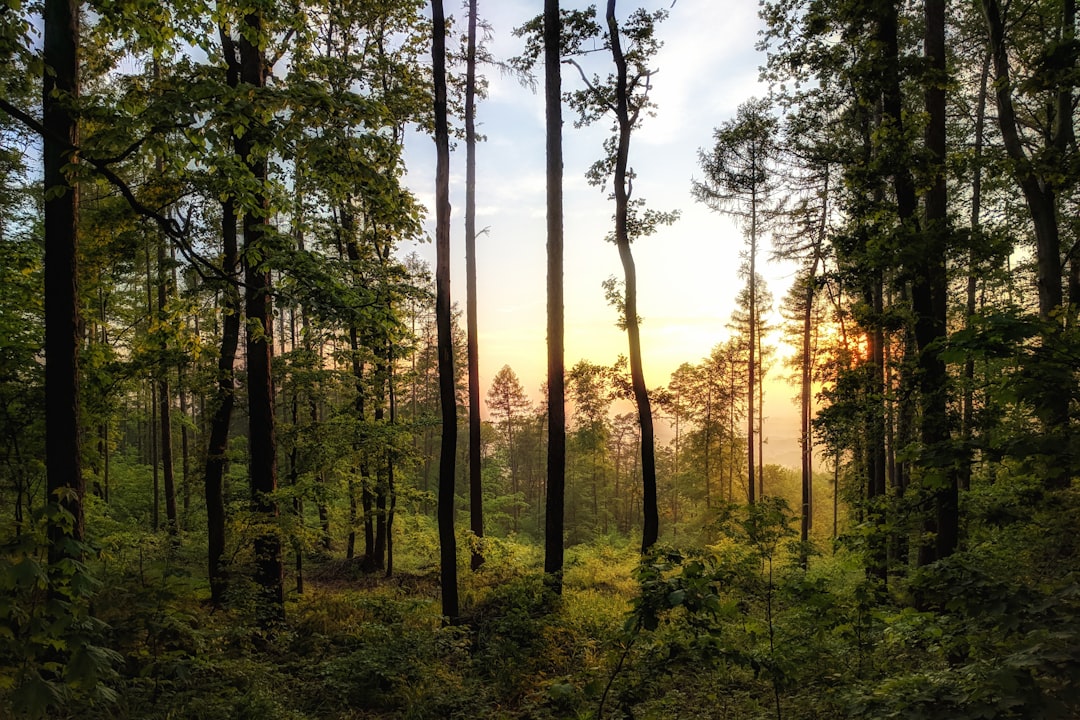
top-left (0, 505), bottom-right (121, 719)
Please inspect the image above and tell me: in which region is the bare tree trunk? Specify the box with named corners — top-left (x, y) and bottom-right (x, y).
top-left (464, 0), bottom-right (485, 572)
top-left (983, 0), bottom-right (1071, 489)
top-left (146, 241), bottom-right (160, 531)
top-left (962, 52), bottom-right (991, 493)
top-left (203, 185), bottom-right (239, 604)
top-left (432, 0), bottom-right (460, 621)
top-left (543, 0), bottom-right (567, 593)
top-left (155, 141), bottom-right (178, 537)
top-left (239, 10), bottom-right (284, 623)
top-left (748, 195), bottom-right (757, 506)
top-left (43, 0), bottom-right (84, 568)
top-left (606, 0), bottom-right (658, 551)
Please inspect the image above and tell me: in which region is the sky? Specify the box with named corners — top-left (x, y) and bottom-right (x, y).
top-left (401, 0), bottom-right (805, 465)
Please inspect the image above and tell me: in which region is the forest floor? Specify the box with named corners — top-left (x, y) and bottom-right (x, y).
top-left (11, 487), bottom-right (1080, 719)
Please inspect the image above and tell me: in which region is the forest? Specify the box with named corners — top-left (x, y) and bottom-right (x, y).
top-left (2, 0), bottom-right (1080, 717)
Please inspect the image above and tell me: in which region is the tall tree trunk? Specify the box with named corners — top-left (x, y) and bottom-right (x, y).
top-left (386, 359), bottom-right (397, 578)
top-left (156, 152), bottom-right (178, 537)
top-left (432, 0), bottom-right (460, 621)
top-left (983, 0), bottom-right (1071, 489)
top-left (238, 10), bottom-right (284, 623)
top-left (748, 191), bottom-right (757, 506)
top-left (179, 369), bottom-right (190, 519)
top-left (205, 30), bottom-right (243, 605)
top-left (800, 258), bottom-right (820, 564)
top-left (373, 363), bottom-right (388, 569)
top-left (204, 188), bottom-right (239, 604)
top-left (43, 0), bottom-right (84, 567)
top-left (758, 326), bottom-right (764, 497)
top-left (464, 0), bottom-right (485, 572)
top-left (920, 0), bottom-right (956, 560)
top-left (963, 52), bottom-right (991, 493)
top-left (146, 242), bottom-right (160, 531)
top-left (543, 0), bottom-right (567, 593)
top-left (606, 0), bottom-right (658, 551)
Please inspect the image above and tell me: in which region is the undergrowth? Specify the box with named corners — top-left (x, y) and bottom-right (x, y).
top-left (2, 487), bottom-right (1078, 719)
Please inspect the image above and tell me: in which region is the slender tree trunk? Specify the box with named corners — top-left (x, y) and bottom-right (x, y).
top-left (920, 0), bottom-right (956, 560)
top-left (289, 391), bottom-right (303, 595)
top-left (758, 328), bottom-right (764, 498)
top-left (800, 257), bottom-right (820, 564)
top-left (373, 367), bottom-right (388, 569)
top-left (432, 0), bottom-right (459, 621)
top-left (386, 360), bottom-right (397, 577)
top-left (179, 370), bottom-right (190, 519)
top-left (238, 11), bottom-right (284, 623)
top-left (606, 0), bottom-right (658, 551)
top-left (464, 0), bottom-right (485, 572)
top-left (748, 194), bottom-right (757, 506)
top-left (983, 0), bottom-right (1071, 489)
top-left (204, 190), bottom-right (239, 604)
top-left (204, 30), bottom-right (242, 602)
top-left (43, 0), bottom-right (84, 567)
top-left (147, 242), bottom-right (160, 532)
top-left (962, 52), bottom-right (991, 493)
top-left (156, 197), bottom-right (178, 536)
top-left (543, 0), bottom-right (567, 592)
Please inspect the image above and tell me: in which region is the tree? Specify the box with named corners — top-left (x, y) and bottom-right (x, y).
top-left (694, 97), bottom-right (779, 505)
top-left (43, 0), bottom-right (84, 567)
top-left (464, 0), bottom-right (484, 572)
top-left (555, 1), bottom-right (675, 551)
top-left (487, 365), bottom-right (533, 532)
top-left (543, 0), bottom-right (566, 592)
top-left (773, 105), bottom-right (836, 562)
top-left (235, 7), bottom-right (284, 625)
top-left (920, 0), bottom-right (956, 559)
top-left (981, 0), bottom-right (1076, 490)
top-left (432, 0), bottom-right (459, 622)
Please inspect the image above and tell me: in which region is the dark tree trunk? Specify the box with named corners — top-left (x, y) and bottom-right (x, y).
top-left (748, 209), bottom-right (757, 506)
top-left (204, 29), bottom-right (244, 608)
top-left (204, 200), bottom-right (239, 605)
top-left (147, 244), bottom-right (160, 531)
top-left (179, 371), bottom-right (190, 519)
top-left (373, 386), bottom-right (387, 568)
top-left (239, 10), bottom-right (284, 624)
top-left (962, 53), bottom-right (991, 494)
top-left (464, 0), bottom-right (485, 573)
top-left (158, 233), bottom-right (178, 537)
top-left (386, 359), bottom-right (397, 578)
top-left (43, 0), bottom-right (84, 567)
top-left (983, 0), bottom-right (1071, 489)
top-left (921, 0), bottom-right (957, 559)
top-left (543, 0), bottom-right (567, 593)
top-left (800, 256), bottom-right (820, 565)
top-left (605, 0), bottom-right (658, 552)
top-left (432, 0), bottom-right (460, 622)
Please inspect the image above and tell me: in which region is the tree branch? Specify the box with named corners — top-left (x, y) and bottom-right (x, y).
top-left (0, 95), bottom-right (239, 288)
top-left (564, 57), bottom-right (617, 115)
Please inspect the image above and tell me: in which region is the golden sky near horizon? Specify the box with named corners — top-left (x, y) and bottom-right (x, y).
top-left (403, 0), bottom-right (807, 465)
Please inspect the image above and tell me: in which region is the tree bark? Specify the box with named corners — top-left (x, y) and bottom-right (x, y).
top-left (606, 0), bottom-right (658, 552)
top-left (432, 0), bottom-right (460, 621)
top-left (543, 0), bottom-right (567, 593)
top-left (465, 0), bottom-right (484, 572)
top-left (238, 10), bottom-right (284, 623)
top-left (922, 0), bottom-right (957, 559)
top-left (962, 52), bottom-right (991, 494)
top-left (43, 0), bottom-right (84, 567)
top-left (983, 0), bottom-right (1071, 489)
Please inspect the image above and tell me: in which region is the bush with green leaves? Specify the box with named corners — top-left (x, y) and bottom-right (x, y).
top-left (0, 501), bottom-right (121, 719)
